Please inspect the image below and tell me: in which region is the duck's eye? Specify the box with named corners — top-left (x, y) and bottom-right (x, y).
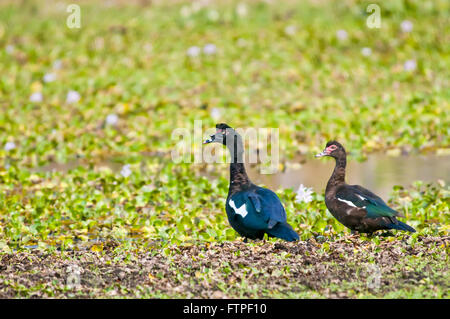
top-left (330, 145), bottom-right (337, 150)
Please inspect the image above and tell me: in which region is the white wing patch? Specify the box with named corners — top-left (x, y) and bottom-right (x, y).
top-left (229, 199), bottom-right (248, 218)
top-left (337, 197), bottom-right (357, 208)
top-left (337, 197), bottom-right (366, 210)
top-left (356, 194), bottom-right (366, 201)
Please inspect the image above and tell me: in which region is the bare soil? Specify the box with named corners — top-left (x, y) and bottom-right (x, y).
top-left (0, 236), bottom-right (448, 298)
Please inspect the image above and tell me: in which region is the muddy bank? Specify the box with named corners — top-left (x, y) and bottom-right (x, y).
top-left (0, 236), bottom-right (448, 298)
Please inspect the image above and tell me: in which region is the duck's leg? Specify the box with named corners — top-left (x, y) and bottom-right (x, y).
top-left (350, 230), bottom-right (360, 238)
top-left (380, 231), bottom-right (394, 237)
top-left (365, 232), bottom-right (375, 238)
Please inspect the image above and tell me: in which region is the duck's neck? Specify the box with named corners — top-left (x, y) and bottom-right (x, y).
top-left (326, 155), bottom-right (346, 191)
top-left (228, 147), bottom-right (251, 196)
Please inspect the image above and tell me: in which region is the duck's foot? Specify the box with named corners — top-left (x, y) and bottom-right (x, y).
top-left (379, 231), bottom-right (395, 237)
top-left (243, 237), bottom-right (248, 243)
top-left (365, 232), bottom-right (375, 238)
top-left (350, 230), bottom-right (360, 236)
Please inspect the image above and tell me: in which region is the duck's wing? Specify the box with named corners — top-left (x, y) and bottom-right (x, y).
top-left (228, 187), bottom-right (287, 230)
top-left (336, 184), bottom-right (403, 219)
top-left (253, 187), bottom-right (287, 225)
top-left (228, 192), bottom-right (269, 230)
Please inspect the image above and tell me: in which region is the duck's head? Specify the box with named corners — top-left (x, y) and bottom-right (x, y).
top-left (203, 123), bottom-right (236, 146)
top-left (203, 123), bottom-right (244, 158)
top-left (315, 141), bottom-right (346, 159)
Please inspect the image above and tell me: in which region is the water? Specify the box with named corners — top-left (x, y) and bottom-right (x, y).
top-left (248, 154), bottom-right (450, 199)
top-left (35, 154), bottom-right (449, 200)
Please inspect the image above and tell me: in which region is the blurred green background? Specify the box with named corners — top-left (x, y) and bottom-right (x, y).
top-left (0, 0), bottom-right (449, 166)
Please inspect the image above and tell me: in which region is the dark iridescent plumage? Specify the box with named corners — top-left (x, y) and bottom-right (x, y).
top-left (204, 123), bottom-right (299, 241)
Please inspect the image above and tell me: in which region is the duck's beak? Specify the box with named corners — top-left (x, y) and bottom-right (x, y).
top-left (203, 135), bottom-right (215, 144)
top-left (315, 149), bottom-right (329, 158)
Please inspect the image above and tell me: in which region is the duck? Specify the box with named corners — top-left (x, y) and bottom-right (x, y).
top-left (315, 141), bottom-right (416, 234)
top-left (203, 123), bottom-right (299, 242)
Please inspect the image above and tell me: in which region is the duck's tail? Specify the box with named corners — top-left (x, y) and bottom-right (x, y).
top-left (388, 220), bottom-right (416, 233)
top-left (267, 222), bottom-right (300, 242)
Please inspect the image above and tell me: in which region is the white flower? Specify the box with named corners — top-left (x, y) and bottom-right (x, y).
top-left (43, 73), bottom-right (56, 83)
top-left (6, 45), bottom-right (15, 54)
top-left (336, 29), bottom-right (348, 41)
top-left (187, 46), bottom-right (201, 57)
top-left (403, 59), bottom-right (417, 72)
top-left (208, 10), bottom-right (219, 21)
top-left (210, 108), bottom-right (222, 120)
top-left (143, 43), bottom-right (153, 53)
top-left (180, 5), bottom-right (191, 18)
top-left (55, 2), bottom-right (66, 12)
top-left (236, 38), bottom-right (247, 47)
top-left (284, 25), bottom-right (296, 36)
top-left (53, 60), bottom-right (63, 70)
top-left (236, 3), bottom-right (248, 17)
top-left (106, 113), bottom-right (119, 126)
top-left (203, 43), bottom-right (217, 55)
top-left (361, 47), bottom-right (372, 56)
top-left (4, 142), bottom-right (16, 151)
top-left (66, 90), bottom-right (80, 103)
top-left (295, 184), bottom-right (314, 203)
top-left (191, 1), bottom-right (202, 13)
top-left (232, 62), bottom-right (242, 74)
top-left (120, 164), bottom-right (132, 178)
top-left (401, 20), bottom-right (413, 33)
top-left (29, 92), bottom-right (43, 103)
top-left (141, 184), bottom-right (155, 193)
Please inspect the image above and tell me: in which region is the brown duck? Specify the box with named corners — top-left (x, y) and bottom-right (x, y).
top-left (316, 141), bottom-right (416, 233)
